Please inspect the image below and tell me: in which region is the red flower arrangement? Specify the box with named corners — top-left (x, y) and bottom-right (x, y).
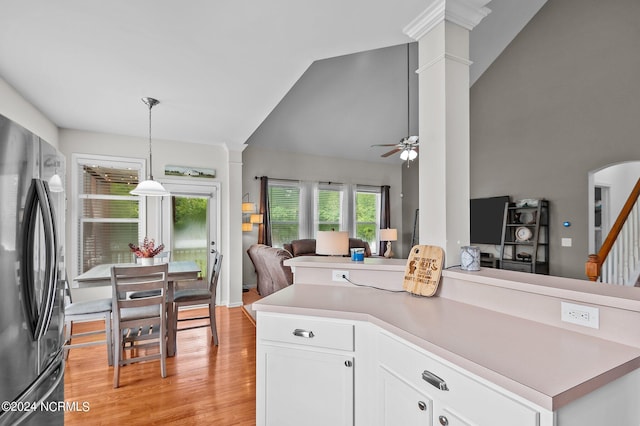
top-left (128, 237), bottom-right (165, 258)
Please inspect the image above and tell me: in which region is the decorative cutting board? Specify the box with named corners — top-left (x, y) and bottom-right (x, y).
top-left (403, 245), bottom-right (445, 296)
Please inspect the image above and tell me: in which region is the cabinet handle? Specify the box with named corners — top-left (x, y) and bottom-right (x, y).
top-left (344, 360), bottom-right (353, 367)
top-left (438, 415), bottom-right (449, 425)
top-left (422, 370), bottom-right (449, 391)
top-left (417, 401), bottom-right (427, 411)
top-left (292, 329), bottom-right (314, 338)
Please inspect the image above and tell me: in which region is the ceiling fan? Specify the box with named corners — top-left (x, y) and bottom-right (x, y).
top-left (372, 135), bottom-right (419, 162)
top-left (371, 43), bottom-right (419, 167)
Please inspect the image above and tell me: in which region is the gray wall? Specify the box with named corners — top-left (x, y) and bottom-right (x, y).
top-left (246, 43), bottom-right (418, 163)
top-left (470, 0), bottom-right (640, 278)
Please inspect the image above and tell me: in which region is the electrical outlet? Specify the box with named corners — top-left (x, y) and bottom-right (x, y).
top-left (561, 301), bottom-right (599, 329)
top-left (332, 270), bottom-right (349, 282)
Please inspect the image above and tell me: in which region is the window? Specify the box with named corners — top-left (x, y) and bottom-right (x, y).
top-left (267, 180), bottom-right (381, 253)
top-left (72, 154), bottom-right (145, 275)
top-left (315, 184), bottom-right (345, 232)
top-left (354, 187), bottom-right (381, 254)
top-left (268, 182), bottom-right (301, 248)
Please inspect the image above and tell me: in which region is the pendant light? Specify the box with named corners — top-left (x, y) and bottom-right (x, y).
top-left (130, 97), bottom-right (170, 196)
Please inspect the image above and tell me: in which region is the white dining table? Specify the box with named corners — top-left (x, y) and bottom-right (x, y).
top-left (74, 260), bottom-right (201, 357)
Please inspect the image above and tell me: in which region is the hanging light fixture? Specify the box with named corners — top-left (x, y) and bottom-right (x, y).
top-left (401, 43), bottom-right (419, 167)
top-left (130, 97), bottom-right (170, 196)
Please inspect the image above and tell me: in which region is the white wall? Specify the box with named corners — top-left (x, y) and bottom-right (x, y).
top-left (59, 129), bottom-right (244, 306)
top-left (0, 77), bottom-right (58, 146)
top-left (242, 145), bottom-right (403, 288)
top-left (594, 162), bottom-right (640, 237)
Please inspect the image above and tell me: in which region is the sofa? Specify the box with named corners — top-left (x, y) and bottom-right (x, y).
top-left (247, 244), bottom-right (293, 297)
top-left (283, 238), bottom-right (372, 258)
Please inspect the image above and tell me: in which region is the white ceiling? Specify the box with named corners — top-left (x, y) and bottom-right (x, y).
top-left (0, 0), bottom-right (546, 161)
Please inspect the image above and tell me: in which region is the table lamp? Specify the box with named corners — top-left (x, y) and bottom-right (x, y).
top-left (379, 228), bottom-right (397, 258)
top-left (316, 231), bottom-right (349, 256)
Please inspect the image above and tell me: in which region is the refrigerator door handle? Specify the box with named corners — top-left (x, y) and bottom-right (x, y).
top-left (1, 351), bottom-right (65, 426)
top-left (20, 179), bottom-right (58, 341)
top-left (34, 180), bottom-right (58, 341)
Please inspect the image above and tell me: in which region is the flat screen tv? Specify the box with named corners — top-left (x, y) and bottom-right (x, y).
top-left (470, 196), bottom-right (510, 245)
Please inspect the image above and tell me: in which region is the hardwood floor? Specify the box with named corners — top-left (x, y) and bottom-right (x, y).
top-left (64, 305), bottom-right (257, 425)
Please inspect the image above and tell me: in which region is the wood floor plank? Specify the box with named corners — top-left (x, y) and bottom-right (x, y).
top-left (64, 306), bottom-right (256, 425)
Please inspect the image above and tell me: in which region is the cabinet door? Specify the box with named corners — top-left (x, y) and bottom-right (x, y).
top-left (379, 367), bottom-right (432, 426)
top-left (261, 345), bottom-right (354, 426)
top-left (432, 403), bottom-right (474, 426)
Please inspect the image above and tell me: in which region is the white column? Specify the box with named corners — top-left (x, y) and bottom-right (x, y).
top-left (225, 144), bottom-right (247, 307)
top-left (404, 0), bottom-right (490, 265)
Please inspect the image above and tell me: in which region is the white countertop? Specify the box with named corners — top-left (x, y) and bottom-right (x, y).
top-left (253, 281), bottom-right (640, 411)
top-left (284, 255), bottom-right (408, 271)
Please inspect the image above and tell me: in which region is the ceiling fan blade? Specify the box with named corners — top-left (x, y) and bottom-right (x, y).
top-left (381, 148), bottom-right (401, 158)
top-left (371, 144), bottom-right (400, 147)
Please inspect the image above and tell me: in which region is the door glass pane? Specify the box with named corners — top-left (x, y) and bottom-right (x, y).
top-left (172, 196), bottom-right (208, 280)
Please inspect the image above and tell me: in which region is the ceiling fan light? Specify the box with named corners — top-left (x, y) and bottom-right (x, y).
top-left (400, 149), bottom-right (410, 161)
top-left (408, 149), bottom-right (418, 160)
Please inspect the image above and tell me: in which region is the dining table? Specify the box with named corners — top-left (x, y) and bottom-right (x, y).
top-left (74, 260), bottom-right (201, 357)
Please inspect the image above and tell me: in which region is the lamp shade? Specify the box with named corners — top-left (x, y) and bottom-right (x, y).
top-left (242, 202), bottom-right (256, 213)
top-left (380, 228), bottom-right (397, 242)
top-left (130, 179), bottom-right (170, 196)
top-left (250, 214), bottom-right (263, 224)
top-left (316, 231), bottom-right (349, 256)
top-left (242, 222), bottom-right (253, 232)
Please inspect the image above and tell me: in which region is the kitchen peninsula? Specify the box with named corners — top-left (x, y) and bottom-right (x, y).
top-left (254, 263), bottom-right (640, 426)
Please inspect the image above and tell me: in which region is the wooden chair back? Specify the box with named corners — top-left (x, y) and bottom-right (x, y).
top-left (110, 264), bottom-right (168, 388)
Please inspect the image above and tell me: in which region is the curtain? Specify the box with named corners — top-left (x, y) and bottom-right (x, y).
top-left (379, 185), bottom-right (391, 254)
top-left (258, 176), bottom-right (272, 246)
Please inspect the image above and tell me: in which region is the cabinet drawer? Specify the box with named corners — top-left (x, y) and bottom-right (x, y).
top-left (378, 331), bottom-right (539, 426)
top-left (259, 313), bottom-right (354, 351)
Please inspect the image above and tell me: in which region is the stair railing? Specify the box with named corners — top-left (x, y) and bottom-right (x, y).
top-left (586, 177), bottom-right (640, 283)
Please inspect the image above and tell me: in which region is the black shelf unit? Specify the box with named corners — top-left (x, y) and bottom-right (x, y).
top-left (499, 200), bottom-right (549, 274)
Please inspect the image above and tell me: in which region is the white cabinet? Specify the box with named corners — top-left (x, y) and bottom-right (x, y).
top-left (379, 367), bottom-right (433, 425)
top-left (257, 311), bottom-right (640, 426)
top-left (377, 331), bottom-right (540, 426)
top-left (256, 313), bottom-right (356, 426)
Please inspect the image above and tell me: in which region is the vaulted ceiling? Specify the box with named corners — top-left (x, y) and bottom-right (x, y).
top-left (0, 0), bottom-right (546, 162)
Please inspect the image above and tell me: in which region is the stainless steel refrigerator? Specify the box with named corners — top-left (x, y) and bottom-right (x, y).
top-left (0, 114), bottom-right (65, 425)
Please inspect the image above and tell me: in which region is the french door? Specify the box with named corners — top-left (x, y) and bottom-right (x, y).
top-left (158, 179), bottom-right (220, 286)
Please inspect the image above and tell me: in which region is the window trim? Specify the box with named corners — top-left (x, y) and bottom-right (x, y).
top-left (71, 153), bottom-right (147, 278)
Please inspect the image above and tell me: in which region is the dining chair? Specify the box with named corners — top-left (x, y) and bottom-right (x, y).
top-left (110, 263), bottom-right (168, 388)
top-left (173, 251), bottom-right (223, 346)
top-left (63, 276), bottom-right (113, 366)
top-left (129, 251), bottom-right (171, 299)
